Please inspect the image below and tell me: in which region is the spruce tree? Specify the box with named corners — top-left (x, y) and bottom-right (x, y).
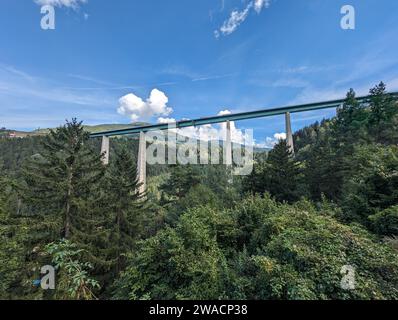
top-left (160, 164), bottom-right (201, 200)
top-left (368, 82), bottom-right (398, 144)
top-left (0, 167), bottom-right (28, 299)
top-left (105, 147), bottom-right (147, 275)
top-left (21, 118), bottom-right (106, 250)
top-left (334, 88), bottom-right (368, 144)
top-left (266, 140), bottom-right (302, 203)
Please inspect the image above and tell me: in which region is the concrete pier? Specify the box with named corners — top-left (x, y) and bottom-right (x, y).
top-left (285, 112), bottom-right (295, 155)
top-left (225, 120), bottom-right (232, 166)
top-left (137, 131), bottom-right (147, 194)
top-left (100, 136), bottom-right (110, 165)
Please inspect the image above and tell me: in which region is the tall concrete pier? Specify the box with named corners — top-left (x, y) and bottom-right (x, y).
top-left (285, 112), bottom-right (294, 155)
top-left (225, 120), bottom-right (232, 166)
top-left (137, 131), bottom-right (147, 194)
top-left (100, 136), bottom-right (110, 165)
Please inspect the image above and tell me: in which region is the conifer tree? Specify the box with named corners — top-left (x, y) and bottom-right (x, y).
top-left (266, 140), bottom-right (302, 203)
top-left (0, 167), bottom-right (27, 299)
top-left (334, 88), bottom-right (368, 144)
top-left (160, 164), bottom-right (201, 200)
top-left (105, 147), bottom-right (147, 274)
top-left (21, 118), bottom-right (106, 249)
top-left (368, 82), bottom-right (398, 144)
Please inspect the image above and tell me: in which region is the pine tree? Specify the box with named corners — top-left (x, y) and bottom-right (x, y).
top-left (266, 140), bottom-right (302, 203)
top-left (160, 164), bottom-right (201, 200)
top-left (368, 82), bottom-right (398, 144)
top-left (334, 88), bottom-right (368, 143)
top-left (105, 147), bottom-right (147, 275)
top-left (0, 164), bottom-right (6, 215)
top-left (20, 118), bottom-right (106, 250)
top-left (0, 166), bottom-right (28, 299)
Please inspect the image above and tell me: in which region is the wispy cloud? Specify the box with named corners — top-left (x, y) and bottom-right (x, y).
top-left (0, 65), bottom-right (114, 107)
top-left (215, 0), bottom-right (272, 38)
top-left (34, 0), bottom-right (88, 10)
top-left (162, 65), bottom-right (235, 83)
top-left (191, 73), bottom-right (235, 82)
top-left (254, 0), bottom-right (271, 13)
top-left (215, 3), bottom-right (252, 38)
top-left (1, 65), bottom-right (36, 82)
top-left (68, 73), bottom-right (118, 87)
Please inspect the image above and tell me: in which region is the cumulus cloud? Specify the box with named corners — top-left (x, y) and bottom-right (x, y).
top-left (256, 132), bottom-right (286, 149)
top-left (118, 89), bottom-right (275, 149)
top-left (117, 89), bottom-right (173, 122)
top-left (157, 117), bottom-right (176, 124)
top-left (274, 132), bottom-right (286, 140)
top-left (35, 0), bottom-right (87, 9)
top-left (154, 109), bottom-right (250, 145)
top-left (218, 109), bottom-right (232, 116)
top-left (215, 0), bottom-right (272, 37)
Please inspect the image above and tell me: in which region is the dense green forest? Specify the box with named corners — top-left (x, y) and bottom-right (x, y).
top-left (1, 82), bottom-right (398, 300)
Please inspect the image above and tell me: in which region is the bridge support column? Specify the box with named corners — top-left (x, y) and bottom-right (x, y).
top-left (137, 131), bottom-right (146, 194)
top-left (225, 120), bottom-right (232, 166)
top-left (101, 136), bottom-right (110, 165)
top-left (285, 112), bottom-right (294, 155)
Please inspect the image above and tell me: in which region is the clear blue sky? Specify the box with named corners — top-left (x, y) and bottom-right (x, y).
top-left (1, 0), bottom-right (397, 147)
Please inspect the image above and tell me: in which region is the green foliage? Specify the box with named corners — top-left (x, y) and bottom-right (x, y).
top-left (367, 82), bottom-right (398, 144)
top-left (243, 140), bottom-right (304, 203)
top-left (113, 207), bottom-right (229, 300)
top-left (160, 164), bottom-right (201, 200)
top-left (369, 205), bottom-right (398, 236)
top-left (2, 82), bottom-right (398, 300)
top-left (114, 195), bottom-right (398, 300)
top-left (21, 118), bottom-right (105, 241)
top-left (340, 144), bottom-right (398, 225)
top-left (46, 239), bottom-right (100, 300)
top-left (105, 147), bottom-right (149, 275)
top-left (237, 196), bottom-right (398, 299)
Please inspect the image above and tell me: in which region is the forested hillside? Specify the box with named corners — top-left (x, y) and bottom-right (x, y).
top-left (1, 82), bottom-right (397, 300)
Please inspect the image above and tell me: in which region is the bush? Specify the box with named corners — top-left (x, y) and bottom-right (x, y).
top-left (228, 196), bottom-right (398, 299)
top-left (369, 205), bottom-right (398, 236)
top-left (114, 195), bottom-right (398, 300)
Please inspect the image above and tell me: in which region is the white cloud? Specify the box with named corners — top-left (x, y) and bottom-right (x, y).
top-left (34, 0), bottom-right (87, 9)
top-left (215, 0), bottom-right (272, 37)
top-left (274, 132), bottom-right (286, 140)
top-left (254, 0), bottom-right (271, 13)
top-left (2, 65), bottom-right (36, 82)
top-left (218, 4), bottom-right (252, 36)
top-left (117, 89), bottom-right (173, 122)
top-left (218, 109), bottom-right (232, 116)
top-left (256, 132), bottom-right (286, 149)
top-left (157, 117), bottom-right (176, 124)
top-left (154, 108), bottom-right (250, 144)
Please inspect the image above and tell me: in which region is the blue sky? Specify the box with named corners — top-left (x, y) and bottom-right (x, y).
top-left (1, 0), bottom-right (398, 147)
